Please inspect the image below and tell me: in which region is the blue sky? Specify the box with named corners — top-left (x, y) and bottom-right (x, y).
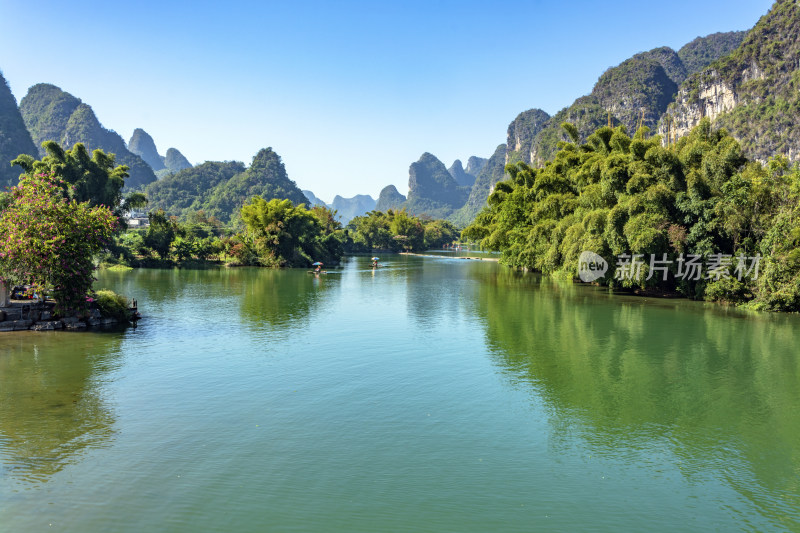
top-left (0, 0), bottom-right (775, 202)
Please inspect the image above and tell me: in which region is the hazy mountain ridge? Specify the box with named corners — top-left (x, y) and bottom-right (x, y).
top-left (331, 194), bottom-right (376, 225)
top-left (447, 159), bottom-right (477, 187)
top-left (128, 128), bottom-right (193, 176)
top-left (128, 128), bottom-right (165, 171)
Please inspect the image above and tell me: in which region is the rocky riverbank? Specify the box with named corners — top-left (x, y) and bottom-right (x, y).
top-left (0, 300), bottom-right (137, 332)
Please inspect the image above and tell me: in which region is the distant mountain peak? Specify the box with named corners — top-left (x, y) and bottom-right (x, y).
top-left (128, 128), bottom-right (165, 171)
top-left (164, 147), bottom-right (191, 172)
top-left (376, 184), bottom-right (406, 212)
top-left (447, 159), bottom-right (476, 187)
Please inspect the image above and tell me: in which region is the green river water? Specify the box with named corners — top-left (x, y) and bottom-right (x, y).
top-left (1, 255), bottom-right (799, 531)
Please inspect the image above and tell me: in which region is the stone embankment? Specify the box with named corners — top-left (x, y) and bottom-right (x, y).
top-left (0, 301), bottom-right (132, 332)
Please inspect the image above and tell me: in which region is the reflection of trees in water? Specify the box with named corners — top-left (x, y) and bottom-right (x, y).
top-left (403, 258), bottom-right (496, 329)
top-left (239, 268), bottom-right (338, 331)
top-left (98, 268), bottom-right (340, 332)
top-left (98, 268), bottom-right (250, 307)
top-left (474, 268), bottom-right (800, 521)
top-left (0, 332), bottom-right (121, 484)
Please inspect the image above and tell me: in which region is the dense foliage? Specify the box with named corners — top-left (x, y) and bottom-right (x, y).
top-left (145, 148), bottom-right (306, 224)
top-left (349, 209), bottom-right (458, 252)
top-left (144, 161), bottom-right (245, 218)
top-left (11, 142), bottom-right (147, 224)
top-left (103, 210), bottom-right (227, 268)
top-left (237, 198), bottom-right (345, 267)
top-left (463, 120), bottom-right (800, 311)
top-left (0, 173), bottom-right (117, 313)
top-left (203, 148), bottom-right (307, 223)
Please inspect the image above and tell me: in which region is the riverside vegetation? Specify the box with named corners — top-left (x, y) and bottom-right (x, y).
top-left (462, 119), bottom-right (800, 311)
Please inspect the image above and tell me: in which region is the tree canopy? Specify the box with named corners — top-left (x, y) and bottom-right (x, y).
top-left (0, 173), bottom-right (117, 312)
top-left (463, 119), bottom-right (800, 311)
top-left (11, 141), bottom-right (147, 221)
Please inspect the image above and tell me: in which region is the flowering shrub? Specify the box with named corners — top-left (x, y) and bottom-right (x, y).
top-left (0, 173), bottom-right (117, 313)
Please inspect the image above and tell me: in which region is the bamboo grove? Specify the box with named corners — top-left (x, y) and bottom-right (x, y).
top-left (462, 119), bottom-right (800, 311)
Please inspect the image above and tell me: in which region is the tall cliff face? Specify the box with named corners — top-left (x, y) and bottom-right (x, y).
top-left (0, 72), bottom-right (37, 189)
top-left (331, 194), bottom-right (376, 225)
top-left (405, 152), bottom-right (470, 218)
top-left (591, 51), bottom-right (679, 134)
top-left (505, 108), bottom-right (550, 165)
top-left (448, 144), bottom-right (507, 227)
top-left (521, 32), bottom-right (748, 168)
top-left (662, 0), bottom-right (800, 162)
top-left (19, 84), bottom-right (157, 189)
top-left (376, 184), bottom-right (406, 211)
top-left (128, 128), bottom-right (165, 171)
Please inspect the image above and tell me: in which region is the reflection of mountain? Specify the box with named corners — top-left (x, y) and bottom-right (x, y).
top-left (472, 268), bottom-right (800, 518)
top-left (0, 333), bottom-right (120, 483)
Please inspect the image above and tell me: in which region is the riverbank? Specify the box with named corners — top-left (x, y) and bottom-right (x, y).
top-left (0, 298), bottom-right (138, 332)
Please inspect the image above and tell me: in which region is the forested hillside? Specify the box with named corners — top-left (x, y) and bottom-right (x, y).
top-left (19, 84), bottom-right (157, 188)
top-left (0, 72), bottom-right (37, 189)
top-left (665, 0), bottom-right (800, 162)
top-left (145, 148), bottom-right (305, 224)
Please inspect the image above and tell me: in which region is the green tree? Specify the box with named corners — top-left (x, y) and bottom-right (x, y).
top-left (461, 118), bottom-right (795, 306)
top-left (0, 173), bottom-right (117, 313)
top-left (239, 197), bottom-right (344, 267)
top-left (144, 209), bottom-right (177, 260)
top-left (390, 210), bottom-right (425, 251)
top-left (12, 141), bottom-right (147, 222)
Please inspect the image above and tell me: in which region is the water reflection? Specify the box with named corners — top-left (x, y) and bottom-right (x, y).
top-left (0, 332), bottom-right (121, 484)
top-left (239, 267), bottom-right (338, 330)
top-left (100, 267), bottom-right (250, 307)
top-left (473, 268), bottom-right (800, 525)
top-left (403, 257), bottom-right (491, 330)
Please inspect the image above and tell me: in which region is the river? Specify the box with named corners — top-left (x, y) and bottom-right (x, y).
top-left (1, 255), bottom-right (798, 531)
